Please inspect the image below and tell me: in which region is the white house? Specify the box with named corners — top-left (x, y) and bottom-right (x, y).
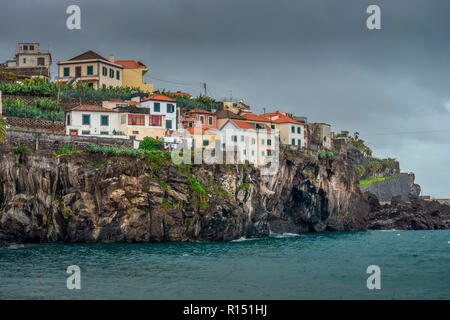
top-left (219, 119), bottom-right (277, 166)
top-left (260, 111), bottom-right (306, 149)
top-left (66, 105), bottom-right (120, 136)
top-left (140, 94), bottom-right (177, 130)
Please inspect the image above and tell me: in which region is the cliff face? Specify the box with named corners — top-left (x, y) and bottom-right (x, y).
top-left (0, 148), bottom-right (368, 245)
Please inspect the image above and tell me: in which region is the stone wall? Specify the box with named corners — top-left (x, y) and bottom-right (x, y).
top-left (4, 129), bottom-right (133, 152)
top-left (361, 173), bottom-right (416, 202)
top-left (2, 94), bottom-right (103, 111)
top-left (4, 116), bottom-right (65, 133)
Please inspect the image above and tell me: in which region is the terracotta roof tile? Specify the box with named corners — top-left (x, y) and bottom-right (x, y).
top-left (115, 60), bottom-right (147, 69)
top-left (71, 105), bottom-right (116, 112)
top-left (143, 94), bottom-right (177, 102)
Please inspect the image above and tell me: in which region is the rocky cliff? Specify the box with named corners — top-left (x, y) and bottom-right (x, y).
top-left (0, 147), bottom-right (448, 247)
top-left (0, 147), bottom-right (369, 246)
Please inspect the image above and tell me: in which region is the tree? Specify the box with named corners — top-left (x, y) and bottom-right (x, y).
top-left (0, 118), bottom-right (7, 143)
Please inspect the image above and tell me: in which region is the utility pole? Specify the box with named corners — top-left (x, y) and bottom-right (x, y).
top-left (203, 82), bottom-right (207, 96)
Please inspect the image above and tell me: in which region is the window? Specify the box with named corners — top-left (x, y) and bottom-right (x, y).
top-left (208, 116), bottom-right (213, 125)
top-left (67, 114), bottom-right (71, 125)
top-left (109, 69), bottom-right (114, 78)
top-left (100, 131), bottom-right (109, 135)
top-left (130, 136), bottom-right (136, 140)
top-left (261, 151), bottom-right (265, 156)
top-left (261, 139), bottom-right (265, 145)
top-left (267, 150), bottom-right (272, 156)
top-left (132, 131), bottom-right (139, 134)
top-left (298, 139), bottom-right (301, 147)
top-left (64, 67), bottom-right (70, 77)
top-left (241, 135), bottom-right (244, 142)
top-left (203, 139), bottom-right (209, 146)
top-left (251, 138), bottom-right (256, 145)
top-left (149, 115), bottom-right (161, 126)
top-left (166, 119), bottom-right (172, 129)
top-left (23, 45), bottom-right (28, 50)
top-left (291, 126), bottom-right (295, 133)
top-left (102, 67), bottom-right (107, 76)
top-left (297, 127), bottom-right (301, 134)
top-left (87, 66), bottom-right (93, 75)
top-left (101, 115), bottom-right (109, 126)
top-left (267, 139), bottom-right (272, 146)
top-left (29, 45), bottom-right (34, 50)
top-left (243, 149), bottom-right (247, 155)
top-left (23, 58), bottom-right (26, 64)
top-left (200, 115), bottom-right (204, 124)
top-left (82, 130), bottom-right (90, 135)
top-left (82, 114), bottom-right (91, 125)
top-left (116, 71), bottom-right (120, 80)
top-left (292, 139), bottom-right (295, 145)
top-left (154, 103), bottom-right (160, 112)
top-left (232, 135), bottom-right (237, 142)
top-left (271, 125), bottom-right (275, 129)
top-left (128, 115), bottom-right (145, 126)
top-left (37, 58), bottom-right (45, 66)
top-left (121, 115), bottom-right (126, 124)
top-left (167, 104), bottom-right (175, 113)
top-left (251, 150), bottom-right (255, 156)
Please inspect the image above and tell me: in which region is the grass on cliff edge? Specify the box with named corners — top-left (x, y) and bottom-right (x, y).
top-left (359, 174), bottom-right (399, 188)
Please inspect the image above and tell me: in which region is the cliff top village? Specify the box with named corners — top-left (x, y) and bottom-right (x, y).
top-left (0, 43), bottom-right (351, 165)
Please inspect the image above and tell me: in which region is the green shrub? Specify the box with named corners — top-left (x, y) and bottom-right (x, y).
top-left (14, 146), bottom-right (28, 154)
top-left (139, 137), bottom-right (163, 151)
top-left (55, 144), bottom-right (80, 156)
top-left (237, 182), bottom-right (251, 191)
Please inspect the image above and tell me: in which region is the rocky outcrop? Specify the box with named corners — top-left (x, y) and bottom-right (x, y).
top-left (367, 193), bottom-right (450, 230)
top-left (0, 147), bottom-right (368, 246)
top-left (361, 172), bottom-right (419, 202)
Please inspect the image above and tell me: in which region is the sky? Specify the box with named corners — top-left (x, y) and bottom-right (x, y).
top-left (1, 0), bottom-right (449, 197)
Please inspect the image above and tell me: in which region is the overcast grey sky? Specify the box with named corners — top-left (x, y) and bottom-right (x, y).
top-left (1, 0), bottom-right (449, 197)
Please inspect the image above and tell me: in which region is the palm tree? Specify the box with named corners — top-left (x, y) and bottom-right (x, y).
top-left (0, 118), bottom-right (7, 143)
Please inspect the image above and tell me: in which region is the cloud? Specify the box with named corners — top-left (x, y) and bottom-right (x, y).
top-left (0, 0), bottom-right (449, 197)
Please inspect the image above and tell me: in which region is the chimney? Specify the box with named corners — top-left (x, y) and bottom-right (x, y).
top-left (109, 55), bottom-right (115, 63)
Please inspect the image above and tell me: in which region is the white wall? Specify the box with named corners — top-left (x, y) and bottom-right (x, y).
top-left (66, 111), bottom-right (119, 136)
top-left (141, 100), bottom-right (177, 130)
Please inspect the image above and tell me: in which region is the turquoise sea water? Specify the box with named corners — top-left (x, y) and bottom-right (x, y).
top-left (0, 230), bottom-right (449, 300)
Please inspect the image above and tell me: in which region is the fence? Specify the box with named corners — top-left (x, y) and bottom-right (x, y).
top-left (5, 129), bottom-right (134, 152)
top-left (4, 116), bottom-right (65, 134)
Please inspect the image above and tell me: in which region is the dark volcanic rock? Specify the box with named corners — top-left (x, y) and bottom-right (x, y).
top-left (366, 192), bottom-right (450, 230)
top-left (0, 147), bottom-right (370, 246)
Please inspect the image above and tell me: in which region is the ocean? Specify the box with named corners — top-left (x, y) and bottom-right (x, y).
top-left (0, 230), bottom-right (448, 299)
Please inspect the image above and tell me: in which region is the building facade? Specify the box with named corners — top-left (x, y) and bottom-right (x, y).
top-left (180, 108), bottom-right (216, 130)
top-left (0, 43), bottom-right (52, 79)
top-left (141, 94), bottom-right (177, 130)
top-left (261, 111), bottom-right (306, 149)
top-left (56, 51), bottom-right (123, 89)
top-left (114, 59), bottom-right (154, 93)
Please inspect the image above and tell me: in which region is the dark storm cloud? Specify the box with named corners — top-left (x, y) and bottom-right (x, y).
top-left (1, 0), bottom-right (450, 196)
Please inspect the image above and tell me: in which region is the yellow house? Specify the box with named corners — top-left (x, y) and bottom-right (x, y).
top-left (187, 127), bottom-right (219, 149)
top-left (114, 59), bottom-right (154, 93)
top-left (56, 51), bottom-right (123, 89)
top-left (116, 106), bottom-right (166, 141)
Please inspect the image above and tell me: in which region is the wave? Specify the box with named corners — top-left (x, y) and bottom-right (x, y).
top-left (269, 232), bottom-right (300, 238)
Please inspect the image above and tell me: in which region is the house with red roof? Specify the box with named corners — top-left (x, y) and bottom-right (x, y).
top-left (141, 94), bottom-right (177, 130)
top-left (113, 57), bottom-right (154, 93)
top-left (260, 110), bottom-right (307, 149)
top-left (180, 108), bottom-right (216, 130)
top-left (218, 118), bottom-right (276, 166)
top-left (65, 104), bottom-right (166, 141)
